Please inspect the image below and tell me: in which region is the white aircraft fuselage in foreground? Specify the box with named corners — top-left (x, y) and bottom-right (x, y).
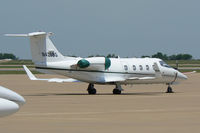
top-left (6, 32), bottom-right (187, 94)
top-left (0, 86), bottom-right (25, 117)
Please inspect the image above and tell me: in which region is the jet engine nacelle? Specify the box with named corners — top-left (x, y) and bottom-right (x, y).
top-left (76, 57), bottom-right (111, 71)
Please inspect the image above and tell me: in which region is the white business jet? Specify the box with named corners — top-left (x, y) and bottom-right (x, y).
top-left (6, 32), bottom-right (187, 94)
top-left (0, 86), bottom-right (25, 117)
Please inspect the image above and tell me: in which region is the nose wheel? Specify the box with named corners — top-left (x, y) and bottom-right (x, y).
top-left (166, 85), bottom-right (174, 93)
top-left (87, 84), bottom-right (96, 94)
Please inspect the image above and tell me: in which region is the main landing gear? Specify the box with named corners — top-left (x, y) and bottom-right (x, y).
top-left (87, 83), bottom-right (123, 95)
top-left (166, 84), bottom-right (174, 93)
top-left (113, 83), bottom-right (123, 94)
top-left (87, 83), bottom-right (96, 95)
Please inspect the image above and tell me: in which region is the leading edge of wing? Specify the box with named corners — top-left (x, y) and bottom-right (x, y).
top-left (23, 65), bottom-right (80, 83)
top-left (102, 76), bottom-right (156, 83)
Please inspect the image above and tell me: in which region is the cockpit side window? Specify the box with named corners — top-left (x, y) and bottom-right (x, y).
top-left (159, 61), bottom-right (172, 68)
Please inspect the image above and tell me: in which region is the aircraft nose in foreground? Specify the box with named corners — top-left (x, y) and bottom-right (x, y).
top-left (0, 98), bottom-right (19, 117)
top-left (0, 86), bottom-right (26, 105)
top-left (0, 86), bottom-right (26, 117)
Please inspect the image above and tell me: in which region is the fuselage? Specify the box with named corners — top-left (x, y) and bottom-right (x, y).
top-left (5, 31), bottom-right (188, 95)
top-left (35, 57), bottom-right (187, 85)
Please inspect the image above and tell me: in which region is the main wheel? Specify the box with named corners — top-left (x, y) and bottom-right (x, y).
top-left (166, 86), bottom-right (173, 93)
top-left (113, 89), bottom-right (121, 94)
top-left (88, 88), bottom-right (96, 94)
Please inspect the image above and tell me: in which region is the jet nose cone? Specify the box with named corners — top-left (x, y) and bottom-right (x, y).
top-left (0, 98), bottom-right (19, 117)
top-left (178, 72), bottom-right (188, 80)
top-left (15, 95), bottom-right (26, 106)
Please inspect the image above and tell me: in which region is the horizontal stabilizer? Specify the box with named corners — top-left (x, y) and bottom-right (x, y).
top-left (5, 32), bottom-right (53, 37)
top-left (4, 34), bottom-right (28, 37)
top-left (23, 65), bottom-right (79, 83)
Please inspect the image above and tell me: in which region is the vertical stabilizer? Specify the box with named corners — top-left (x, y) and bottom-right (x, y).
top-left (5, 32), bottom-right (65, 66)
top-left (29, 32), bottom-right (64, 65)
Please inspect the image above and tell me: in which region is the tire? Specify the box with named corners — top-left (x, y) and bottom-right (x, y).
top-left (88, 89), bottom-right (96, 94)
top-left (166, 86), bottom-right (173, 93)
top-left (113, 89), bottom-right (121, 94)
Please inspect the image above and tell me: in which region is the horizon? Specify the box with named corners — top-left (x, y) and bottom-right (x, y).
top-left (0, 52), bottom-right (198, 60)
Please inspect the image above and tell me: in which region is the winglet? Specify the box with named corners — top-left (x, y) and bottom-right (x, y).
top-left (23, 65), bottom-right (80, 83)
top-left (183, 71), bottom-right (196, 75)
top-left (23, 65), bottom-right (37, 80)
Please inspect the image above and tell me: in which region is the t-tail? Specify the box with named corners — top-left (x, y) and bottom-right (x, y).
top-left (5, 32), bottom-right (65, 66)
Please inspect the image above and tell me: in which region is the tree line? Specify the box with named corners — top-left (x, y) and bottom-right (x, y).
top-left (0, 53), bottom-right (17, 60)
top-left (0, 52), bottom-right (193, 60)
top-left (142, 52), bottom-right (192, 60)
top-left (89, 52), bottom-right (193, 60)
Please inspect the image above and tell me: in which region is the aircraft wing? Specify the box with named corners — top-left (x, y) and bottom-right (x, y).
top-left (101, 76), bottom-right (155, 83)
top-left (128, 77), bottom-right (156, 80)
top-left (182, 71), bottom-right (196, 75)
top-left (103, 76), bottom-right (126, 83)
top-left (23, 65), bottom-right (80, 83)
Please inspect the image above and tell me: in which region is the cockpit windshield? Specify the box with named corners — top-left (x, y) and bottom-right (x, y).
top-left (159, 61), bottom-right (172, 68)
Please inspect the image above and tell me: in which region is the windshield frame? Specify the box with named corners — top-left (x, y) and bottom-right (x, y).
top-left (159, 61), bottom-right (172, 68)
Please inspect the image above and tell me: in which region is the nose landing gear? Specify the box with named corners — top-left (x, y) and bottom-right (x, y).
top-left (166, 72), bottom-right (177, 93)
top-left (166, 84), bottom-right (174, 93)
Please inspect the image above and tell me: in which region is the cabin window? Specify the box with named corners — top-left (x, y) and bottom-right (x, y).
top-left (146, 65), bottom-right (149, 70)
top-left (133, 65), bottom-right (136, 71)
top-left (124, 65), bottom-right (128, 71)
top-left (139, 65), bottom-right (143, 70)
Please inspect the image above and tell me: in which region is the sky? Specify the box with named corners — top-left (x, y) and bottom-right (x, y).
top-left (0, 0), bottom-right (200, 59)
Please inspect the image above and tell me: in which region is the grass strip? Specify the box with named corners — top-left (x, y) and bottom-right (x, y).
top-left (0, 60), bottom-right (34, 65)
top-left (165, 60), bottom-right (200, 64)
top-left (0, 70), bottom-right (42, 74)
top-left (0, 66), bottom-right (34, 68)
top-left (179, 69), bottom-right (200, 73)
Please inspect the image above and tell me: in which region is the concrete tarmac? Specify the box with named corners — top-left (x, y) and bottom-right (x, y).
top-left (0, 74), bottom-right (200, 133)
